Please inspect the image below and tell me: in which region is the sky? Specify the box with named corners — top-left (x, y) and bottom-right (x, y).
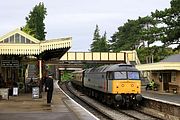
top-left (0, 0), bottom-right (171, 51)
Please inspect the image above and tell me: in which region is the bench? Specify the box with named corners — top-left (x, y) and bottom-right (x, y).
top-left (169, 83), bottom-right (179, 94)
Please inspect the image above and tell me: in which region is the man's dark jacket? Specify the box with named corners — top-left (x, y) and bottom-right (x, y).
top-left (45, 77), bottom-right (54, 91)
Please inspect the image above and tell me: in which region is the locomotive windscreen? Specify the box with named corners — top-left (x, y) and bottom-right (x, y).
top-left (113, 71), bottom-right (140, 80)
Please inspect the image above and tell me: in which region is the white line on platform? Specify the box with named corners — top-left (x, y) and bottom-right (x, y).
top-left (55, 81), bottom-right (99, 120)
top-left (143, 95), bottom-right (180, 107)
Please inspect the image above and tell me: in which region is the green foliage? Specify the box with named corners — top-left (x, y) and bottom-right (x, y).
top-left (22, 2), bottom-right (47, 40)
top-left (61, 71), bottom-right (72, 81)
top-left (110, 19), bottom-right (142, 51)
top-left (109, 16), bottom-right (159, 52)
top-left (138, 16), bottom-right (158, 47)
top-left (151, 0), bottom-right (180, 47)
top-left (18, 82), bottom-right (24, 90)
top-left (100, 32), bottom-right (110, 52)
top-left (90, 25), bottom-right (109, 52)
top-left (136, 46), bottom-right (178, 63)
top-left (109, 0), bottom-right (179, 63)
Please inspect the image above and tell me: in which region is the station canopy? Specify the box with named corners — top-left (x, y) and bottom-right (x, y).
top-left (0, 29), bottom-right (72, 60)
top-left (136, 54), bottom-right (180, 71)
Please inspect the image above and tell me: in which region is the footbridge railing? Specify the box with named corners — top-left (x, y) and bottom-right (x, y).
top-left (59, 50), bottom-right (140, 64)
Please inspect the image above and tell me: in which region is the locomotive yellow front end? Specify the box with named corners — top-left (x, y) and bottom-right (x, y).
top-left (107, 70), bottom-right (142, 107)
top-left (112, 80), bottom-right (141, 94)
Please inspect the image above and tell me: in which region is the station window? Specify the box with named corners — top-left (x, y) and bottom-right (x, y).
top-left (15, 33), bottom-right (20, 43)
top-left (21, 36), bottom-right (25, 43)
top-left (171, 72), bottom-right (176, 82)
top-left (10, 35), bottom-right (14, 43)
top-left (158, 73), bottom-right (162, 82)
top-left (4, 38), bottom-right (9, 43)
top-left (26, 39), bottom-right (30, 43)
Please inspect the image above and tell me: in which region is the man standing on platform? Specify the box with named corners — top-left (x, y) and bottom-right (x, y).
top-left (45, 73), bottom-right (54, 104)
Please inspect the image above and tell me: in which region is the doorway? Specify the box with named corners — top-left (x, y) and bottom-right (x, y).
top-left (162, 73), bottom-right (171, 91)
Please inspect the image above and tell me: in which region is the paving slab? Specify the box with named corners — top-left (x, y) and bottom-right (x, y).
top-left (0, 81), bottom-right (98, 120)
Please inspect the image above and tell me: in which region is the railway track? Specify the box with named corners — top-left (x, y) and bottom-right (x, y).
top-left (117, 109), bottom-right (162, 120)
top-left (60, 81), bottom-right (163, 120)
top-left (60, 81), bottom-right (112, 120)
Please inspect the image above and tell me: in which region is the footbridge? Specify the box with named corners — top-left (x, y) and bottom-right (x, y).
top-left (46, 50), bottom-right (140, 72)
top-left (60, 50), bottom-right (140, 64)
top-left (47, 50), bottom-right (140, 65)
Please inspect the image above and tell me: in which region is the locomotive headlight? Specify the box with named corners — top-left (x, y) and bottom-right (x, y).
top-left (131, 84), bottom-right (134, 87)
top-left (121, 84), bottom-right (124, 87)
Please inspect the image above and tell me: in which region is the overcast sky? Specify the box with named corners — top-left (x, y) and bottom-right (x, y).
top-left (0, 0), bottom-right (171, 51)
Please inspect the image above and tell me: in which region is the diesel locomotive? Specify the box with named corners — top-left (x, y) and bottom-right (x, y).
top-left (72, 64), bottom-right (142, 107)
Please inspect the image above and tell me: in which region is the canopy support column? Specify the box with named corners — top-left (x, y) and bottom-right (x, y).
top-left (39, 59), bottom-right (42, 98)
top-left (39, 59), bottom-right (42, 80)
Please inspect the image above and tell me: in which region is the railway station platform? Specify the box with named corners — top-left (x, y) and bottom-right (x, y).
top-left (141, 87), bottom-right (180, 106)
top-left (0, 81), bottom-right (98, 120)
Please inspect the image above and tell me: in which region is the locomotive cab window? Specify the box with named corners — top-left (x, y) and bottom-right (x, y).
top-left (128, 71), bottom-right (140, 80)
top-left (107, 72), bottom-right (114, 80)
top-left (114, 72), bottom-right (127, 79)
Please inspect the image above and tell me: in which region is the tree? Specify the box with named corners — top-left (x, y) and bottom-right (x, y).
top-left (22, 2), bottom-right (47, 40)
top-left (90, 25), bottom-right (109, 52)
top-left (138, 16), bottom-right (158, 48)
top-left (109, 16), bottom-right (160, 52)
top-left (151, 0), bottom-right (180, 48)
top-left (109, 0), bottom-right (179, 63)
top-left (100, 32), bottom-right (109, 52)
top-left (137, 46), bottom-right (178, 63)
top-left (110, 19), bottom-right (142, 51)
top-left (90, 25), bottom-right (101, 52)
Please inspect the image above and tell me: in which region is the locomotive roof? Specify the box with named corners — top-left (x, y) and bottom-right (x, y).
top-left (85, 64), bottom-right (139, 73)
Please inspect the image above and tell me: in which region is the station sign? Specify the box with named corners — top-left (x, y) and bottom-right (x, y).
top-left (32, 87), bottom-right (39, 99)
top-left (1, 60), bottom-right (19, 67)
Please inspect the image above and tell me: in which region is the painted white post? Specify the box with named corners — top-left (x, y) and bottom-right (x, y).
top-left (162, 75), bottom-right (164, 92)
top-left (39, 59), bottom-right (42, 80)
top-left (39, 59), bottom-right (42, 98)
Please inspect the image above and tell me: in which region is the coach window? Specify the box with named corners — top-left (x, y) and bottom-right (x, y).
top-left (102, 75), bottom-right (104, 79)
top-left (171, 72), bottom-right (176, 82)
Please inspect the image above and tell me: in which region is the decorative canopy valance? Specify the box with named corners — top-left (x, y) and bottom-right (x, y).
top-left (136, 62), bottom-right (180, 71)
top-left (0, 29), bottom-right (72, 55)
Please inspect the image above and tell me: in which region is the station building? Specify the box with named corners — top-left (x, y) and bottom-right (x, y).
top-left (0, 28), bottom-right (71, 90)
top-left (136, 54), bottom-right (180, 94)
